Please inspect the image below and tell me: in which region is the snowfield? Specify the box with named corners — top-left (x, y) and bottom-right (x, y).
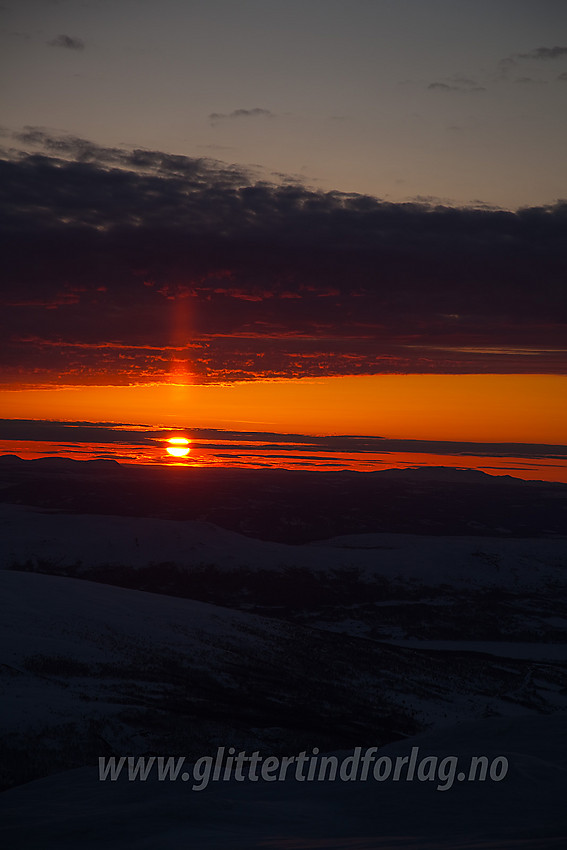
top-left (1, 495), bottom-right (566, 846)
top-left (1, 714), bottom-right (566, 848)
top-left (1, 502), bottom-right (566, 590)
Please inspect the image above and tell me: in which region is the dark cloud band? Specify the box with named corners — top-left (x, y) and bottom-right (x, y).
top-left (1, 131), bottom-right (566, 384)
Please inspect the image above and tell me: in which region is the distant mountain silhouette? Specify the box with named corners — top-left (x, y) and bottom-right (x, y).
top-left (0, 456), bottom-right (120, 470)
top-left (378, 466), bottom-right (520, 483)
top-left (0, 455), bottom-right (564, 540)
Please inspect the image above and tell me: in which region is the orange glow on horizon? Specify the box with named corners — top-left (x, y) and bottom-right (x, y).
top-left (0, 374), bottom-right (566, 445)
top-left (1, 438), bottom-right (566, 482)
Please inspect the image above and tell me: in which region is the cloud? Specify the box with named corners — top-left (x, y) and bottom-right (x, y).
top-left (431, 46), bottom-right (567, 93)
top-left (427, 79), bottom-right (486, 93)
top-left (517, 46), bottom-right (567, 61)
top-left (48, 34), bottom-right (85, 50)
top-left (558, 71), bottom-right (567, 81)
top-left (500, 45), bottom-right (567, 76)
top-left (2, 420), bottom-right (566, 461)
top-left (428, 82), bottom-right (455, 91)
top-left (209, 108), bottom-right (274, 124)
top-left (514, 76), bottom-right (547, 85)
top-left (8, 126), bottom-right (252, 188)
top-left (1, 130), bottom-right (566, 385)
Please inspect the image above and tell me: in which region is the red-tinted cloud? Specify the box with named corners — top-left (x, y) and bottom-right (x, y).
top-left (1, 131), bottom-right (566, 386)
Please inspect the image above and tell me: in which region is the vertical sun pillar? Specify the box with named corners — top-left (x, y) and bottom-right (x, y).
top-left (167, 290), bottom-right (192, 418)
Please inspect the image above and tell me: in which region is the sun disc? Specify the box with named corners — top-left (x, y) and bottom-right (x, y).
top-left (166, 436), bottom-right (190, 457)
top-left (167, 446), bottom-right (190, 457)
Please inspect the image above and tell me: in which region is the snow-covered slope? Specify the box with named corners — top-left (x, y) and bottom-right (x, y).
top-left (0, 503), bottom-right (284, 572)
top-left (1, 714), bottom-right (566, 849)
top-left (1, 503), bottom-right (566, 591)
top-left (2, 496), bottom-right (566, 817)
top-left (2, 568), bottom-right (566, 793)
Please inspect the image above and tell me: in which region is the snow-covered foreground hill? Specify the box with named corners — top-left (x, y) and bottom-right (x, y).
top-left (2, 499), bottom-right (566, 845)
top-left (1, 714), bottom-right (566, 848)
top-left (1, 568), bottom-right (566, 791)
top-left (2, 502), bottom-right (566, 589)
top-left (2, 503), bottom-right (567, 647)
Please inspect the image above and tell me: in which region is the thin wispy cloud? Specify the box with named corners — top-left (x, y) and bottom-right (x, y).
top-left (48, 34), bottom-right (85, 50)
top-left (499, 45), bottom-right (567, 78)
top-left (514, 76), bottom-right (547, 86)
top-left (209, 108), bottom-right (274, 125)
top-left (430, 45), bottom-right (567, 92)
top-left (427, 72), bottom-right (486, 93)
top-left (516, 46), bottom-right (567, 61)
top-left (428, 80), bottom-right (485, 93)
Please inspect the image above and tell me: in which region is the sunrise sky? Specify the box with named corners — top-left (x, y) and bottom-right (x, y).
top-left (1, 0), bottom-right (566, 475)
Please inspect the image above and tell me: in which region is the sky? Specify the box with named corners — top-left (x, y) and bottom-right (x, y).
top-left (2, 0), bottom-right (567, 208)
top-left (1, 0), bottom-right (566, 465)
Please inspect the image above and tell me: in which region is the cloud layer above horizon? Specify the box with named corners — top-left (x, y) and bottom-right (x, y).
top-left (1, 131), bottom-right (566, 387)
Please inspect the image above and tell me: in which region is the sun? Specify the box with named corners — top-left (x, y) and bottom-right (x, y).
top-left (166, 437), bottom-right (190, 458)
